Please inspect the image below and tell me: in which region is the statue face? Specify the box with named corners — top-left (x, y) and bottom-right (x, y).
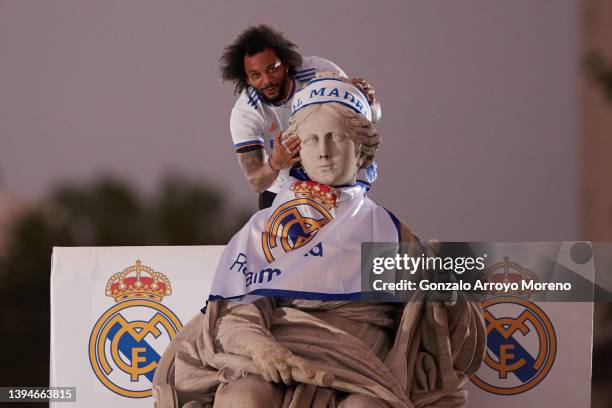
top-left (297, 105), bottom-right (360, 186)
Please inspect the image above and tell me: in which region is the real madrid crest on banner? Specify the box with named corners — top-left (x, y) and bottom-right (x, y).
top-left (88, 260), bottom-right (182, 398)
top-left (470, 257), bottom-right (557, 395)
top-left (262, 181), bottom-right (339, 262)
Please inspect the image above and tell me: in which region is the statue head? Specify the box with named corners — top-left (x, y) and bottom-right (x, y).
top-left (284, 77), bottom-right (380, 186)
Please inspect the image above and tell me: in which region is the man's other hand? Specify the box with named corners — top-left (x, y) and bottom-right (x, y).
top-left (351, 77), bottom-right (376, 104)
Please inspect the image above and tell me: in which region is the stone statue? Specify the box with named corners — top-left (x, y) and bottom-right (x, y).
top-left (153, 78), bottom-right (485, 408)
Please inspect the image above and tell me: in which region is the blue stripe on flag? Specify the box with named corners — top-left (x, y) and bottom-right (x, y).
top-left (201, 290), bottom-right (402, 313)
top-left (383, 208), bottom-right (401, 243)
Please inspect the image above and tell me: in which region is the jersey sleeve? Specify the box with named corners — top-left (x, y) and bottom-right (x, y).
top-left (295, 56), bottom-right (348, 82)
top-left (313, 56), bottom-right (347, 77)
top-left (229, 98), bottom-right (265, 153)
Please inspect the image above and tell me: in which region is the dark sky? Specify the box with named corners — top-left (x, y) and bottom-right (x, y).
top-left (0, 0), bottom-right (580, 240)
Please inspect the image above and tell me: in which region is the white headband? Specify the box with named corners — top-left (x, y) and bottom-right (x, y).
top-left (291, 77), bottom-right (373, 121)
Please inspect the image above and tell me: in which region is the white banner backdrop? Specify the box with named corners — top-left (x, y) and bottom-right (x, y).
top-left (50, 245), bottom-right (592, 407)
top-left (467, 242), bottom-right (594, 407)
top-left (50, 246), bottom-right (222, 408)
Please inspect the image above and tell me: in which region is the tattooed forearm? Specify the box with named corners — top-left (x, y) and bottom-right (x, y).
top-left (237, 149), bottom-right (279, 193)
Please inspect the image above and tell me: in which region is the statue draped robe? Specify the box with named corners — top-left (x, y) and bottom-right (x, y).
top-left (156, 234), bottom-right (485, 407)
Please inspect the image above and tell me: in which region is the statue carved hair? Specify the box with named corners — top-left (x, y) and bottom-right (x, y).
top-left (283, 103), bottom-right (381, 171)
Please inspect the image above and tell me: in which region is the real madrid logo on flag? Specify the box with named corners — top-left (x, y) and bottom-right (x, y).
top-left (88, 260), bottom-right (182, 398)
top-left (262, 180), bottom-right (339, 262)
top-left (206, 175), bottom-right (400, 303)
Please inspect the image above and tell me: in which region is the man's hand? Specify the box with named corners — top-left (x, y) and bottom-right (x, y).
top-left (351, 77), bottom-right (376, 103)
top-left (250, 341), bottom-right (315, 385)
top-left (237, 133), bottom-right (300, 192)
top-left (269, 133), bottom-right (300, 171)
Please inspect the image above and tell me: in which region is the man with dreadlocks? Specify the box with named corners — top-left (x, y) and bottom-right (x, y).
top-left (220, 24), bottom-right (381, 209)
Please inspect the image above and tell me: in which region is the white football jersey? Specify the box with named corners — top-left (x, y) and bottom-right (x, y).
top-left (229, 56), bottom-right (346, 193)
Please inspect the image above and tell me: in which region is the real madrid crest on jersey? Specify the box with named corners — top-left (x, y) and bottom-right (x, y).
top-left (470, 257), bottom-right (557, 395)
top-left (89, 260), bottom-right (182, 398)
top-left (262, 181), bottom-right (339, 262)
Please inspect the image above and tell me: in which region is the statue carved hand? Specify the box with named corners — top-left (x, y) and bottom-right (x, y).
top-left (250, 341), bottom-right (315, 385)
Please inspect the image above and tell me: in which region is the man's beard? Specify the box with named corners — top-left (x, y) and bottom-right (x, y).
top-left (254, 80), bottom-right (289, 104)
